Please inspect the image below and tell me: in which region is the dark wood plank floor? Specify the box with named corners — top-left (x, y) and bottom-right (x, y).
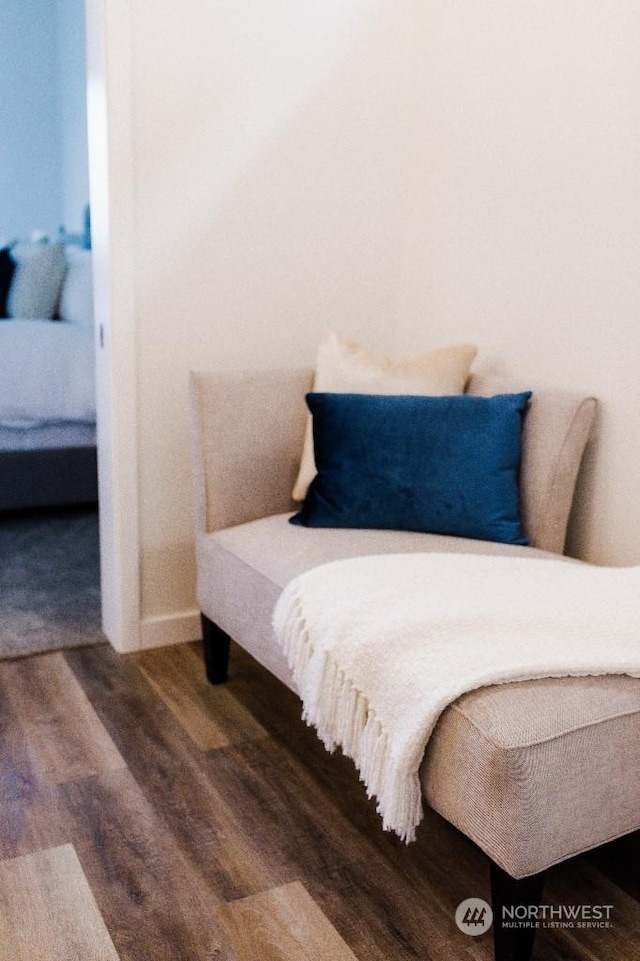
top-left (1, 639), bottom-right (639, 960)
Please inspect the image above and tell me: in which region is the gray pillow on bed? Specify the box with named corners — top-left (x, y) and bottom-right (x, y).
top-left (7, 242), bottom-right (66, 320)
top-left (59, 248), bottom-right (94, 326)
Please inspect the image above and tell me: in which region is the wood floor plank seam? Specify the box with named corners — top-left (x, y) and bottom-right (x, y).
top-left (137, 645), bottom-right (268, 751)
top-left (0, 843), bottom-right (121, 961)
top-left (215, 881), bottom-right (361, 961)
top-left (1, 653), bottom-right (126, 787)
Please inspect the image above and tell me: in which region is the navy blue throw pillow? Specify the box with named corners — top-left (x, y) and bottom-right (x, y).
top-left (0, 246), bottom-right (16, 318)
top-left (290, 391), bottom-right (532, 545)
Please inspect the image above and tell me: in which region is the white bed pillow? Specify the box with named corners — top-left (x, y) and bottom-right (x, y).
top-left (7, 241), bottom-right (66, 320)
top-left (59, 248), bottom-right (94, 326)
top-left (292, 331), bottom-right (478, 501)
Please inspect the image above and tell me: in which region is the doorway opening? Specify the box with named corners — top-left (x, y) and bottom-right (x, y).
top-left (0, 0), bottom-right (103, 658)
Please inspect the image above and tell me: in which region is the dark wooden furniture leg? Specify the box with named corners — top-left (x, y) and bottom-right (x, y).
top-left (201, 614), bottom-right (231, 685)
top-left (490, 861), bottom-right (546, 961)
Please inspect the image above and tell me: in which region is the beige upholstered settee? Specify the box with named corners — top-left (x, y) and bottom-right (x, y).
top-left (189, 367), bottom-right (640, 961)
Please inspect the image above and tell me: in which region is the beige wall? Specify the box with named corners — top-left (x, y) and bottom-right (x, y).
top-left (393, 0), bottom-right (640, 566)
top-left (99, 1), bottom-right (432, 649)
top-left (93, 1), bottom-right (640, 650)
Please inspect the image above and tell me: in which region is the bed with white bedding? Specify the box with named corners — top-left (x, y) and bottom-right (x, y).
top-left (0, 243), bottom-right (97, 511)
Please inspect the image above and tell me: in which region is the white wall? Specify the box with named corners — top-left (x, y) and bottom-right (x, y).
top-left (92, 1), bottom-right (640, 651)
top-left (57, 0), bottom-right (90, 235)
top-left (0, 0), bottom-right (89, 242)
top-left (0, 0), bottom-right (63, 240)
top-left (392, 1), bottom-right (640, 566)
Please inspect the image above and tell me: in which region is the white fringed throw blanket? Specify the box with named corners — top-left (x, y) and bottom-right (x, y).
top-left (273, 553), bottom-right (640, 843)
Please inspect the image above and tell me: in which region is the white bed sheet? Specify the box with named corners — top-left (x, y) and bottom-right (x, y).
top-left (0, 319), bottom-right (96, 428)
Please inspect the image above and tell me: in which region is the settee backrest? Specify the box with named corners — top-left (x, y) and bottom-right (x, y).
top-left (467, 374), bottom-right (596, 553)
top-left (190, 368), bottom-right (596, 554)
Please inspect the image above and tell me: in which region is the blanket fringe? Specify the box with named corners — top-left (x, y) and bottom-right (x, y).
top-left (275, 585), bottom-right (423, 842)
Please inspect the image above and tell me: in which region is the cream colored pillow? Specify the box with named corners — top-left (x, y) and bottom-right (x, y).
top-left (292, 331), bottom-right (478, 501)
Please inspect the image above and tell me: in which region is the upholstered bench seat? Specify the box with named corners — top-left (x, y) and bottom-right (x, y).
top-left (197, 512), bottom-right (557, 688)
top-left (198, 512), bottom-right (640, 881)
top-left (422, 673), bottom-right (640, 879)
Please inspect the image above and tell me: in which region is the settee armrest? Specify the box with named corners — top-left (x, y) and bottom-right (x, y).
top-left (190, 367), bottom-right (313, 533)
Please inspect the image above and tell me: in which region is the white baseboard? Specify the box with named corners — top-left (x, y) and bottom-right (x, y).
top-left (138, 609), bottom-right (202, 651)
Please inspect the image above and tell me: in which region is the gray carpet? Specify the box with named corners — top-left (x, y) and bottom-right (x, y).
top-left (0, 506), bottom-right (106, 659)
